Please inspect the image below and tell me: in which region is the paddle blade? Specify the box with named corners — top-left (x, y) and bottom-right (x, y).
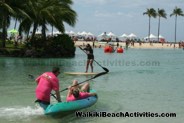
top-left (103, 67), bottom-right (109, 73)
top-left (93, 72), bottom-right (108, 79)
top-left (28, 74), bottom-right (34, 80)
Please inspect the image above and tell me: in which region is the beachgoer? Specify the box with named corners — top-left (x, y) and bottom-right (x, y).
top-left (35, 67), bottom-right (61, 110)
top-left (66, 80), bottom-right (97, 102)
top-left (83, 44), bottom-right (94, 73)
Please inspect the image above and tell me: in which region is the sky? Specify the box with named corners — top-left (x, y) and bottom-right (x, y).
top-left (64, 0), bottom-right (184, 42)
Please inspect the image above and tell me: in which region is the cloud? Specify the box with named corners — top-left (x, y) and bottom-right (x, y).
top-left (94, 11), bottom-right (133, 18)
top-left (74, 0), bottom-right (108, 5)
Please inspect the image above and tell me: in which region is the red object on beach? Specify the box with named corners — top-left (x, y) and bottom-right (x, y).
top-left (117, 48), bottom-right (124, 53)
top-left (104, 46), bottom-right (113, 53)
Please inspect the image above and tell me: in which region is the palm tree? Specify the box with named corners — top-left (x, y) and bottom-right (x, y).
top-left (143, 8), bottom-right (157, 42)
top-left (157, 8), bottom-right (167, 42)
top-left (41, 0), bottom-right (77, 41)
top-left (0, 0), bottom-right (15, 48)
top-left (0, 0), bottom-right (30, 48)
top-left (19, 0), bottom-right (77, 43)
top-left (170, 6), bottom-right (184, 45)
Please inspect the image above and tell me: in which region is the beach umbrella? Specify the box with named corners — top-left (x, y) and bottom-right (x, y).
top-left (8, 29), bottom-right (18, 34)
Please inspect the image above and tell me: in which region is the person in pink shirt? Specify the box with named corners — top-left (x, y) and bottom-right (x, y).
top-left (66, 80), bottom-right (97, 102)
top-left (35, 67), bottom-right (61, 109)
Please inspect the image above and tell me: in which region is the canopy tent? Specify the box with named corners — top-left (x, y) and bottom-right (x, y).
top-left (128, 33), bottom-right (137, 39)
top-left (65, 30), bottom-right (69, 34)
top-left (53, 31), bottom-right (61, 35)
top-left (150, 34), bottom-right (157, 39)
top-left (120, 33), bottom-right (128, 38)
top-left (77, 32), bottom-right (81, 35)
top-left (107, 32), bottom-right (116, 37)
top-left (98, 32), bottom-right (109, 41)
top-left (119, 33), bottom-right (128, 41)
top-left (158, 35), bottom-right (165, 43)
top-left (35, 31), bottom-right (41, 34)
top-left (80, 31), bottom-right (88, 36)
top-left (86, 32), bottom-right (94, 38)
top-left (68, 30), bottom-right (77, 36)
top-left (107, 32), bottom-right (117, 41)
top-left (144, 34), bottom-right (157, 41)
top-left (159, 35), bottom-right (164, 39)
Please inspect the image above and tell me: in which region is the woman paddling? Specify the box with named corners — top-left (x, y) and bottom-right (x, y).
top-left (82, 44), bottom-right (94, 73)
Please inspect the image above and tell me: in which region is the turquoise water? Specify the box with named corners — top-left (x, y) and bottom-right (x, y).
top-left (0, 48), bottom-right (184, 123)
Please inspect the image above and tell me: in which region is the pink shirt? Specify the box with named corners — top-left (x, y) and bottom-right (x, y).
top-left (66, 92), bottom-right (90, 102)
top-left (35, 72), bottom-right (59, 102)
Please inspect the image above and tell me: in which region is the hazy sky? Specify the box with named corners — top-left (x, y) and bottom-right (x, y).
top-left (64, 0), bottom-right (184, 42)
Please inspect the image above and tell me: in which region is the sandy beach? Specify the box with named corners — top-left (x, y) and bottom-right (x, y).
top-left (74, 41), bottom-right (180, 49)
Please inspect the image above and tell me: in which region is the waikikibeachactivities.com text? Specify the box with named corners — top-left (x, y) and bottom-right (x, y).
top-left (22, 59), bottom-right (160, 67)
top-left (75, 111), bottom-right (176, 118)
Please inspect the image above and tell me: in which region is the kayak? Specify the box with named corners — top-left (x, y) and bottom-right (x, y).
top-left (45, 90), bottom-right (98, 116)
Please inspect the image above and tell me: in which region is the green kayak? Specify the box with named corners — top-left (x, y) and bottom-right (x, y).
top-left (45, 90), bottom-right (98, 116)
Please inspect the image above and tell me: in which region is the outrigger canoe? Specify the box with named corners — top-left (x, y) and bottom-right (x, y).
top-left (45, 90), bottom-right (98, 116)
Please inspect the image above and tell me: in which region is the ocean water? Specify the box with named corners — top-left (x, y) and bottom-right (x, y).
top-left (0, 48), bottom-right (184, 123)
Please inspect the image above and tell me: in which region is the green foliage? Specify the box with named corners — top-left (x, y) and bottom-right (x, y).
top-left (44, 34), bottom-right (75, 57)
top-left (24, 34), bottom-right (75, 57)
top-left (0, 48), bottom-right (25, 57)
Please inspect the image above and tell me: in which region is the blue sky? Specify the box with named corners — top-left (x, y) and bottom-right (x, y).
top-left (64, 0), bottom-right (184, 42)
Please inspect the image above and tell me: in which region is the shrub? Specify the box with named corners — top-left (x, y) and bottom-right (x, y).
top-left (24, 34), bottom-right (75, 57)
top-left (45, 34), bottom-right (75, 57)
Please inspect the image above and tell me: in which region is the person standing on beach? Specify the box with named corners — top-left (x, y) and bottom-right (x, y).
top-left (83, 44), bottom-right (94, 73)
top-left (35, 67), bottom-right (61, 110)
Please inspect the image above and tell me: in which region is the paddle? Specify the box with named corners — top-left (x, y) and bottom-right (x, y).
top-left (79, 46), bottom-right (109, 73)
top-left (58, 71), bottom-right (108, 93)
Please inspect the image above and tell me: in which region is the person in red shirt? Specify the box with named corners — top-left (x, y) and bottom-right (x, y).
top-left (35, 67), bottom-right (61, 110)
top-left (66, 80), bottom-right (97, 102)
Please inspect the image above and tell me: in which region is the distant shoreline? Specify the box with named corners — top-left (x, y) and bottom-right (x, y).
top-left (74, 41), bottom-right (180, 49)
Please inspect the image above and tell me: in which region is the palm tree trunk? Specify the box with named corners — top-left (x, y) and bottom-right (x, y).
top-left (148, 17), bottom-right (151, 42)
top-left (174, 15), bottom-right (177, 44)
top-left (41, 23), bottom-right (46, 41)
top-left (30, 23), bottom-right (38, 47)
top-left (158, 17), bottom-right (160, 42)
top-left (51, 25), bottom-right (53, 36)
top-left (1, 14), bottom-right (7, 48)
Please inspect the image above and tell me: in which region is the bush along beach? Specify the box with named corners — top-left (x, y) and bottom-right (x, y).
top-left (0, 34), bottom-right (76, 58)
